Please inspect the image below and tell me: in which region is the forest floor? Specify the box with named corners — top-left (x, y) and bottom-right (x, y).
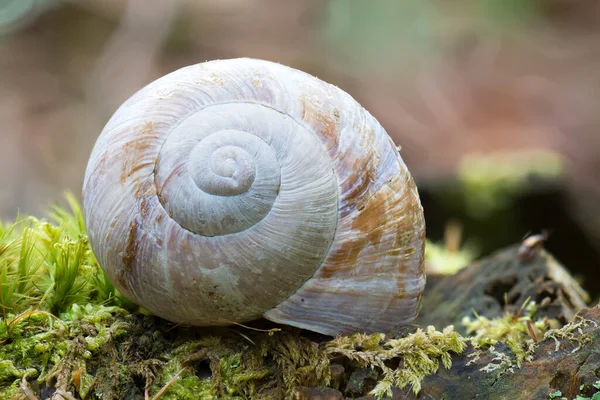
top-left (1, 197), bottom-right (599, 400)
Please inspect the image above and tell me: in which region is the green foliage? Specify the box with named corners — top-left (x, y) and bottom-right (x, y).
top-left (0, 193), bottom-right (129, 342)
top-left (548, 380), bottom-right (600, 400)
top-left (1, 301), bottom-right (332, 399)
top-left (457, 149), bottom-right (563, 219)
top-left (327, 325), bottom-right (466, 398)
top-left (1, 292), bottom-right (466, 399)
top-left (424, 221), bottom-right (478, 275)
top-left (1, 303), bottom-right (133, 399)
top-left (549, 389), bottom-right (566, 399)
top-left (43, 236), bottom-right (95, 314)
top-left (425, 238), bottom-right (477, 275)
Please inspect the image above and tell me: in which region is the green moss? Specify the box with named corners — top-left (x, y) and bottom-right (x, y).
top-left (462, 299), bottom-right (552, 366)
top-left (327, 325), bottom-right (466, 398)
top-left (543, 316), bottom-right (597, 354)
top-left (0, 193), bottom-right (131, 325)
top-left (424, 220), bottom-right (478, 275)
top-left (0, 193), bottom-right (589, 399)
top-left (425, 238), bottom-right (477, 274)
top-left (1, 293), bottom-right (468, 399)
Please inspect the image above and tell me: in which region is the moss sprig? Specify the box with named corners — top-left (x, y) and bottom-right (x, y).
top-left (0, 193), bottom-right (130, 330)
top-left (462, 299), bottom-right (552, 366)
top-left (543, 315), bottom-right (597, 354)
top-left (327, 325), bottom-right (466, 398)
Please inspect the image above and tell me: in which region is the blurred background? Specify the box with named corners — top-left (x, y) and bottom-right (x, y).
top-left (1, 0), bottom-right (599, 295)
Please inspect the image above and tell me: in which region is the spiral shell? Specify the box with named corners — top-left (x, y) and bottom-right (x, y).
top-left (83, 58), bottom-right (425, 335)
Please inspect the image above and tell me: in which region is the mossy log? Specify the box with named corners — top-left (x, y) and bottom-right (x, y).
top-left (378, 305), bottom-right (600, 400)
top-left (417, 244), bottom-right (590, 333)
top-left (2, 236), bottom-right (597, 400)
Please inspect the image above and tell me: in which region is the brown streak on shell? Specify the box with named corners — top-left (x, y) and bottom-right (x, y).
top-left (299, 92), bottom-right (340, 152)
top-left (120, 122), bottom-right (159, 184)
top-left (318, 182), bottom-right (392, 279)
top-left (395, 279), bottom-right (407, 298)
top-left (319, 172), bottom-right (423, 281)
top-left (351, 188), bottom-right (390, 247)
top-left (348, 155), bottom-right (380, 210)
top-left (338, 124), bottom-right (380, 212)
top-left (133, 175), bottom-right (157, 200)
top-left (211, 72), bottom-right (224, 85)
top-left (179, 234), bottom-right (192, 256)
top-left (97, 151), bottom-right (109, 174)
top-left (86, 152), bottom-right (110, 191)
top-left (397, 173), bottom-right (426, 277)
top-left (118, 221), bottom-right (139, 292)
top-left (140, 121), bottom-right (154, 134)
top-left (133, 177), bottom-right (158, 218)
top-left (139, 197), bottom-right (150, 218)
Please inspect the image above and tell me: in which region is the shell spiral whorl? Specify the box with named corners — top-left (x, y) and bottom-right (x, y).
top-left (154, 102), bottom-right (337, 238)
top-left (83, 58), bottom-right (426, 336)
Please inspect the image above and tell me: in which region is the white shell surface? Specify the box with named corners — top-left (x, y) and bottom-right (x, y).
top-left (83, 58), bottom-right (425, 335)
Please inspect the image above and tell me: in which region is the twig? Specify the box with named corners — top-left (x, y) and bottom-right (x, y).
top-left (151, 368), bottom-right (185, 400)
top-left (230, 321), bottom-right (282, 336)
top-left (20, 376), bottom-right (38, 400)
top-left (228, 328), bottom-right (256, 345)
top-left (0, 310), bottom-right (61, 344)
top-left (167, 318), bottom-right (281, 336)
top-left (526, 320), bottom-right (538, 343)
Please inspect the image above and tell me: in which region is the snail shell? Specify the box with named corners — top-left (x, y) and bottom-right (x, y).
top-left (82, 58), bottom-right (425, 335)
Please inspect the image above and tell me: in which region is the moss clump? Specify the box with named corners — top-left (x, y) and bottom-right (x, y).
top-left (425, 238), bottom-right (476, 274)
top-left (143, 330), bottom-right (331, 399)
top-left (0, 302), bottom-right (334, 399)
top-left (0, 303), bottom-right (129, 399)
top-left (543, 316), bottom-right (597, 354)
top-left (462, 299), bottom-right (553, 366)
top-left (0, 193), bottom-right (132, 323)
top-left (465, 303), bottom-right (597, 386)
top-left (0, 193), bottom-right (588, 399)
top-left (327, 325), bottom-right (466, 398)
top-left (4, 309), bottom-right (466, 399)
top-left (0, 193), bottom-right (470, 398)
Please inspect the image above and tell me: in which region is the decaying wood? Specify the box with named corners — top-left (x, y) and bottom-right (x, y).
top-left (390, 305), bottom-right (600, 400)
top-left (417, 244), bottom-right (590, 333)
